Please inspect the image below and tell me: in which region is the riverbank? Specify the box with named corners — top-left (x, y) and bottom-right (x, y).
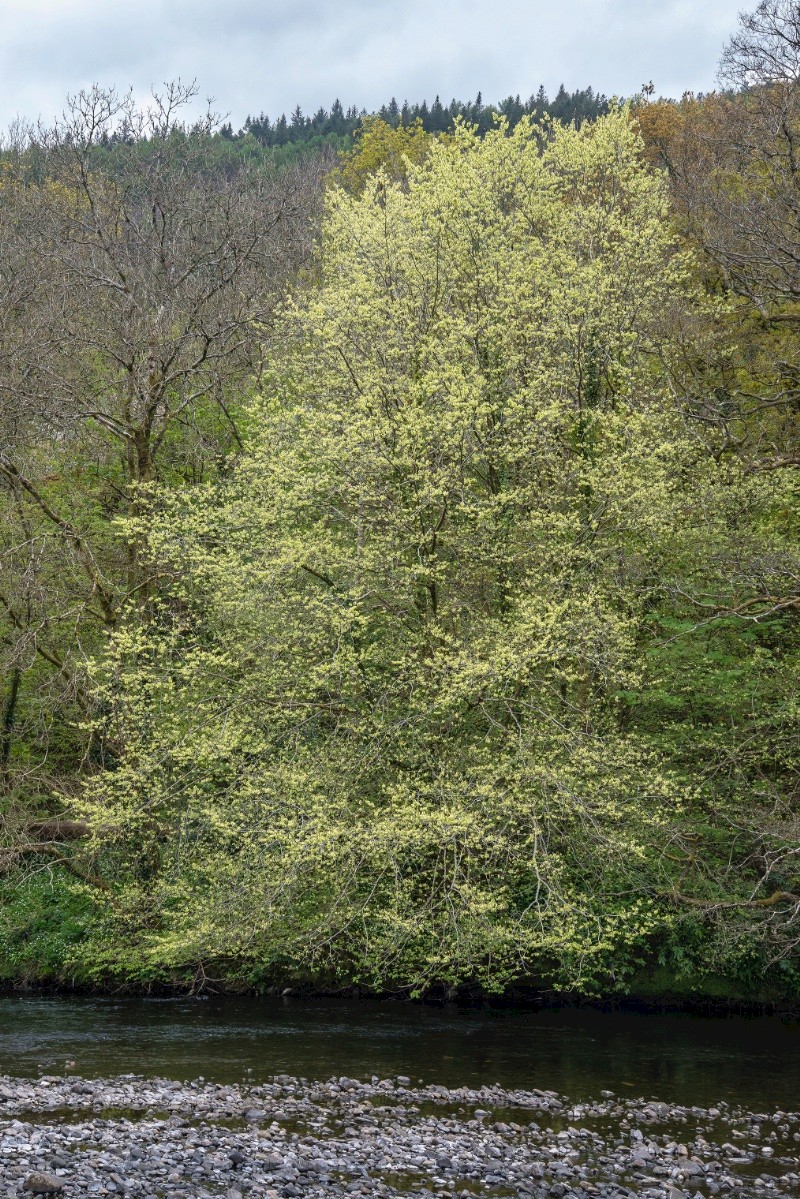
top-left (3, 979), bottom-right (799, 1020)
top-left (3, 877), bottom-right (799, 1012)
top-left (1, 1072), bottom-right (798, 1199)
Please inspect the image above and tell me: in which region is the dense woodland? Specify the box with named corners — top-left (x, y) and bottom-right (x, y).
top-left (0, 1), bottom-right (798, 998)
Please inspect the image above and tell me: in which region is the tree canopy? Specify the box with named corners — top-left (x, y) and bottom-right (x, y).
top-left (61, 112), bottom-right (798, 995)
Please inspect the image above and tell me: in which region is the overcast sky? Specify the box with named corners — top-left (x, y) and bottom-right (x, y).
top-left (1, 0), bottom-right (746, 132)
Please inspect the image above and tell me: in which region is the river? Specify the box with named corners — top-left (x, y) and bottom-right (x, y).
top-left (1, 995), bottom-right (798, 1110)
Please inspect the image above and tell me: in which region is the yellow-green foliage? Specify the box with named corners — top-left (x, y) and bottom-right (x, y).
top-left (335, 116), bottom-right (433, 193)
top-left (74, 112), bottom-right (795, 993)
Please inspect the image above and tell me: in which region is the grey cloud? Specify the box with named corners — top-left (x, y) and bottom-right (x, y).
top-left (0, 0), bottom-right (747, 133)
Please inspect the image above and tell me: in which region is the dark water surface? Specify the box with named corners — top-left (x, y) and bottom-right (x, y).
top-left (0, 995), bottom-right (797, 1110)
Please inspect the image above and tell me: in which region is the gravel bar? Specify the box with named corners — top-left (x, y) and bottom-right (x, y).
top-left (1, 1073), bottom-right (798, 1199)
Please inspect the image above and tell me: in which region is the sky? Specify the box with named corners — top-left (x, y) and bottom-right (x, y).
top-left (0, 0), bottom-right (746, 132)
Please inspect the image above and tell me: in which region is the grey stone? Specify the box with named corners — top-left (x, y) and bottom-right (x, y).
top-left (24, 1175), bottom-right (64, 1195)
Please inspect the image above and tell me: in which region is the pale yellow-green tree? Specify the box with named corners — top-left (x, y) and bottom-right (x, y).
top-left (74, 111), bottom-right (762, 993)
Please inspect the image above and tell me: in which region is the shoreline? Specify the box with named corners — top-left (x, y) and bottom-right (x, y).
top-left (0, 1072), bottom-right (798, 1199)
top-left (2, 981), bottom-right (799, 1019)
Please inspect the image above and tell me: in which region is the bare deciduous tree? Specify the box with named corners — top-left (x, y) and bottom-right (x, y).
top-left (0, 83), bottom-right (327, 840)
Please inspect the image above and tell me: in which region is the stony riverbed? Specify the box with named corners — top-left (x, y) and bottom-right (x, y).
top-left (0, 1073), bottom-right (798, 1199)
